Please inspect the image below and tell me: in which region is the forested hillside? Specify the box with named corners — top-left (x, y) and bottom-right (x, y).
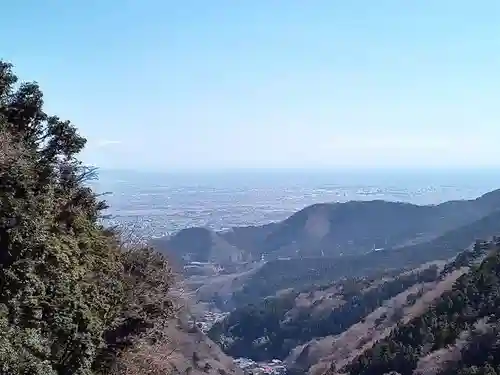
top-left (338, 240), bottom-right (500, 375)
top-left (209, 267), bottom-right (441, 361)
top-left (207, 238), bottom-right (496, 373)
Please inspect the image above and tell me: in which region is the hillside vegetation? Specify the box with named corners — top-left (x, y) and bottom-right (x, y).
top-left (334, 239), bottom-right (500, 375)
top-left (208, 239), bottom-right (492, 363)
top-left (209, 267), bottom-right (440, 361)
top-left (0, 61), bottom-right (236, 375)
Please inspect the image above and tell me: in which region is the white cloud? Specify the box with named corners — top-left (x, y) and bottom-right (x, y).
top-left (94, 140), bottom-right (122, 148)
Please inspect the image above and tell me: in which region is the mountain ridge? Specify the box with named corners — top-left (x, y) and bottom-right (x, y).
top-left (228, 209), bottom-right (500, 307)
top-left (152, 189), bottom-right (500, 265)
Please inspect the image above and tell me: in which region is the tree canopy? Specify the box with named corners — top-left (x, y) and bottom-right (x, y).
top-left (0, 60), bottom-right (174, 375)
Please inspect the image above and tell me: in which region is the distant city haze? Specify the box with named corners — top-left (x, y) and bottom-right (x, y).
top-left (1, 1), bottom-right (500, 170)
top-left (94, 168), bottom-right (500, 238)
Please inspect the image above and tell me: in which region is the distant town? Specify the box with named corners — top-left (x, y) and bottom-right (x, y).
top-left (192, 310), bottom-right (229, 333)
top-left (189, 308), bottom-right (288, 375)
top-left (234, 358), bottom-right (287, 375)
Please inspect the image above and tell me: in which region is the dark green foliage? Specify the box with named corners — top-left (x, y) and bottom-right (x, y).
top-left (345, 241), bottom-right (500, 375)
top-left (439, 239), bottom-right (495, 277)
top-left (0, 61), bottom-right (173, 374)
top-left (440, 322), bottom-right (500, 375)
top-left (209, 267), bottom-right (439, 361)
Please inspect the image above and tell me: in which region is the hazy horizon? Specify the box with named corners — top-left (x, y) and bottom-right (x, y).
top-left (95, 167), bottom-right (500, 190)
top-left (95, 166), bottom-right (500, 176)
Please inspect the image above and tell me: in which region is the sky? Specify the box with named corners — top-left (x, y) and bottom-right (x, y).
top-left (1, 1), bottom-right (500, 171)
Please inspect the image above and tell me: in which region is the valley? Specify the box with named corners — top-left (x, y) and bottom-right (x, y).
top-left (151, 189), bottom-right (500, 375)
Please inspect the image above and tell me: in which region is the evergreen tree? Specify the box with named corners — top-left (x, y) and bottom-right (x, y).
top-left (0, 61), bottom-right (173, 374)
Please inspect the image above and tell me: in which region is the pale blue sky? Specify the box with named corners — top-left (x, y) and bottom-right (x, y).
top-left (1, 1), bottom-right (500, 170)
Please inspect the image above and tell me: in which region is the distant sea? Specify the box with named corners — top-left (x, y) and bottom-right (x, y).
top-left (90, 168), bottom-right (500, 239)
